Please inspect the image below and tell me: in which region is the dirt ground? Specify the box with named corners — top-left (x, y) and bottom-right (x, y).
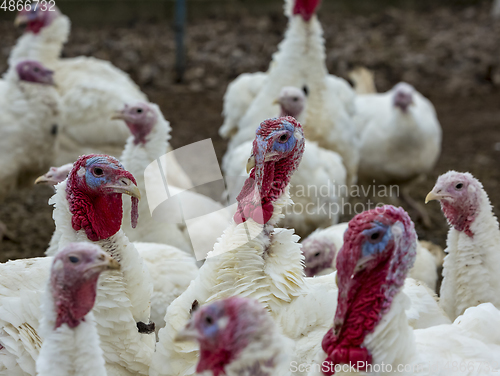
top-left (1, 3), bottom-right (500, 261)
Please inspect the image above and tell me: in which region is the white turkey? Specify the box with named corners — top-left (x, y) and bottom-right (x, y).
top-left (36, 243), bottom-right (120, 376)
top-left (114, 101), bottom-right (193, 252)
top-left (37, 162), bottom-right (200, 340)
top-left (426, 171), bottom-right (500, 320)
top-left (221, 0), bottom-right (359, 187)
top-left (301, 223), bottom-right (442, 291)
top-left (12, 6), bottom-right (148, 164)
top-left (175, 296), bottom-right (292, 376)
top-left (353, 82), bottom-right (442, 226)
top-left (0, 60), bottom-right (60, 242)
top-left (0, 155), bottom-right (155, 376)
top-left (308, 206), bottom-right (500, 376)
top-left (223, 86), bottom-right (347, 237)
top-left (150, 117), bottom-right (448, 376)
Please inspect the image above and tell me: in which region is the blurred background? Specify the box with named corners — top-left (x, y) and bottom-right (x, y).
top-left (0, 0), bottom-right (499, 261)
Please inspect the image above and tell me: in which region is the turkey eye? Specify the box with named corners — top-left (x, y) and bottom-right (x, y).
top-left (205, 316), bottom-right (213, 325)
top-left (371, 232), bottom-right (380, 240)
top-left (69, 256), bottom-right (79, 263)
top-left (94, 167), bottom-right (104, 176)
top-left (455, 183), bottom-right (463, 190)
top-left (279, 134), bottom-right (289, 143)
top-left (314, 252), bottom-right (320, 257)
top-left (136, 108), bottom-right (143, 113)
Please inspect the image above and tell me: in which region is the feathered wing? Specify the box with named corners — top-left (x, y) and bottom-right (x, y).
top-left (413, 303), bottom-right (500, 373)
top-left (55, 62), bottom-right (147, 164)
top-left (135, 242), bottom-right (199, 336)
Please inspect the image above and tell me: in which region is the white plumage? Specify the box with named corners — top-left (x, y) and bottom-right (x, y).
top-left (36, 243), bottom-right (117, 376)
top-left (354, 82), bottom-right (441, 185)
top-left (0, 62), bottom-right (60, 203)
top-left (221, 0), bottom-right (359, 187)
top-left (426, 171), bottom-right (500, 321)
top-left (0, 160), bottom-right (155, 376)
top-left (11, 8), bottom-right (148, 164)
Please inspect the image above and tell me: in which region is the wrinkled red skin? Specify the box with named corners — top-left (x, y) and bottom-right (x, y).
top-left (293, 0), bottom-right (321, 21)
top-left (54, 275), bottom-right (99, 329)
top-left (195, 298), bottom-right (251, 376)
top-left (321, 206), bottom-right (415, 374)
top-left (234, 117), bottom-right (304, 225)
top-left (66, 154), bottom-right (138, 241)
top-left (440, 200), bottom-right (477, 238)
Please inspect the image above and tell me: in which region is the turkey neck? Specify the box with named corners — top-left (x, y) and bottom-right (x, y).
top-left (440, 188), bottom-right (500, 320)
top-left (37, 286), bottom-right (107, 376)
top-left (9, 15), bottom-right (70, 68)
top-left (205, 187), bottom-right (305, 310)
top-left (233, 15), bottom-right (326, 149)
top-left (120, 113), bottom-right (170, 223)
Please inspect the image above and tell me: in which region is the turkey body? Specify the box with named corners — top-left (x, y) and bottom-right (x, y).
top-left (10, 14), bottom-right (147, 164)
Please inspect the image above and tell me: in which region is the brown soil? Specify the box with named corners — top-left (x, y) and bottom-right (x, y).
top-left (1, 3), bottom-right (500, 261)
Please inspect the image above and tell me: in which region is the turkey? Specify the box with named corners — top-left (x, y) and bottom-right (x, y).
top-left (37, 165), bottom-right (200, 340)
top-left (0, 155), bottom-right (155, 376)
top-left (222, 0), bottom-right (359, 187)
top-left (176, 297), bottom-right (292, 376)
top-left (114, 101), bottom-right (193, 252)
top-left (117, 101), bottom-right (231, 258)
top-left (150, 117), bottom-right (447, 376)
top-left (309, 206), bottom-right (500, 376)
top-left (0, 60), bottom-right (60, 242)
top-left (223, 86), bottom-right (347, 237)
top-left (12, 6), bottom-right (148, 164)
top-left (151, 116), bottom-right (338, 376)
top-left (301, 223), bottom-right (442, 291)
top-left (36, 243), bottom-right (120, 376)
top-left (426, 171), bottom-right (500, 320)
top-left (353, 82), bottom-right (442, 226)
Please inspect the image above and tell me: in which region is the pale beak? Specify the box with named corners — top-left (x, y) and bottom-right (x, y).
top-left (14, 14), bottom-right (29, 27)
top-left (111, 110), bottom-right (125, 121)
top-left (425, 190), bottom-right (445, 204)
top-left (272, 98), bottom-right (280, 105)
top-left (34, 174), bottom-right (50, 185)
top-left (90, 252), bottom-right (121, 272)
top-left (106, 177), bottom-right (141, 200)
top-left (174, 322), bottom-right (198, 342)
top-left (246, 155), bottom-right (255, 174)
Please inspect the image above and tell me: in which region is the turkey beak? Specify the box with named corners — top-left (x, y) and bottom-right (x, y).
top-left (425, 189), bottom-right (445, 204)
top-left (106, 177), bottom-right (141, 200)
top-left (272, 98), bottom-right (280, 105)
top-left (175, 321), bottom-right (198, 342)
top-left (91, 252), bottom-right (121, 272)
top-left (246, 155), bottom-right (256, 174)
top-left (14, 14), bottom-right (29, 28)
top-left (34, 174), bottom-right (50, 185)
top-left (111, 110), bottom-right (125, 121)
